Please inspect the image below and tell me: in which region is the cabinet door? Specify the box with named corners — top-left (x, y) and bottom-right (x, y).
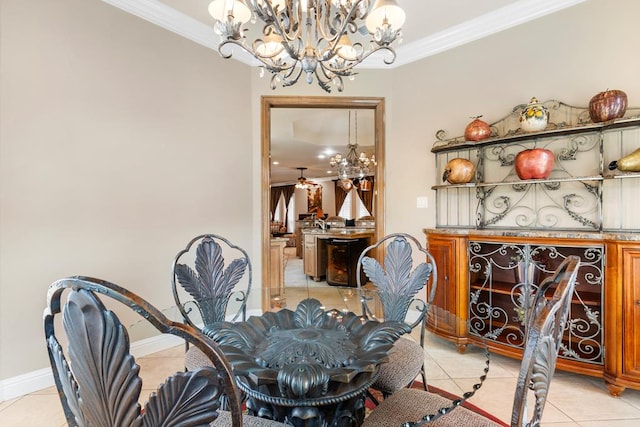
top-left (623, 247), bottom-right (640, 378)
top-left (303, 235), bottom-right (316, 276)
top-left (468, 240), bottom-right (604, 367)
top-left (425, 234), bottom-right (467, 341)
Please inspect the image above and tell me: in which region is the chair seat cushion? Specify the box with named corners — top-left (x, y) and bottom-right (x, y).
top-left (362, 388), bottom-right (501, 427)
top-left (185, 345), bottom-right (214, 371)
top-left (212, 410), bottom-right (288, 426)
top-left (372, 337), bottom-right (425, 393)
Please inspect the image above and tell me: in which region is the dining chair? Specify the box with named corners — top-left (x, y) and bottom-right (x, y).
top-left (171, 234), bottom-right (252, 370)
top-left (356, 233), bottom-right (438, 397)
top-left (362, 255), bottom-right (581, 427)
top-left (44, 276), bottom-right (286, 427)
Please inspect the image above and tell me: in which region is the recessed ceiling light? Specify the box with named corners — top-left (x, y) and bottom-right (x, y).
top-left (318, 155), bottom-right (325, 159)
top-left (272, 161), bottom-right (279, 165)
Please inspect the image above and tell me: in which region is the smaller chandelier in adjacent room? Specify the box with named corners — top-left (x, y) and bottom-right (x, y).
top-left (330, 110), bottom-right (375, 188)
top-left (208, 0), bottom-right (406, 92)
top-left (295, 167), bottom-right (317, 189)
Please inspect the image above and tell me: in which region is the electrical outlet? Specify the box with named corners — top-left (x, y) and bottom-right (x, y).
top-left (416, 196), bottom-right (428, 209)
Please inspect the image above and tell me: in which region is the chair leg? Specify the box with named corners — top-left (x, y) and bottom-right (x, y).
top-left (420, 362), bottom-right (429, 391)
top-left (366, 389), bottom-right (380, 406)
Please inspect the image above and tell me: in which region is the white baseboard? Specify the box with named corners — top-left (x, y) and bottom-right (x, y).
top-left (0, 367), bottom-right (54, 402)
top-left (0, 334), bottom-right (182, 402)
top-left (0, 309), bottom-right (266, 402)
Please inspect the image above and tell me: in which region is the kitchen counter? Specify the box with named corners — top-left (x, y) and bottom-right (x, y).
top-left (302, 228), bottom-right (375, 239)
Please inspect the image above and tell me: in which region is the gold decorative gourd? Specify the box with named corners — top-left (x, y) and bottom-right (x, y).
top-left (442, 158), bottom-right (475, 184)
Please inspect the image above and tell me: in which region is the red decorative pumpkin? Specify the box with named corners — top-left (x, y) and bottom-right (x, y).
top-left (515, 148), bottom-right (555, 180)
top-left (588, 89), bottom-right (627, 123)
top-left (464, 116), bottom-right (492, 141)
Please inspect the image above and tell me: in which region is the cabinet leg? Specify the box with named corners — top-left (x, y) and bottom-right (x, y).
top-left (605, 381), bottom-right (625, 397)
top-left (456, 343), bottom-right (467, 354)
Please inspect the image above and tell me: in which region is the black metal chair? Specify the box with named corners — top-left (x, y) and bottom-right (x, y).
top-left (44, 276), bottom-right (284, 427)
top-left (356, 233), bottom-right (438, 397)
top-left (362, 255), bottom-right (581, 427)
top-left (171, 234), bottom-right (252, 371)
top-left (511, 255), bottom-right (580, 426)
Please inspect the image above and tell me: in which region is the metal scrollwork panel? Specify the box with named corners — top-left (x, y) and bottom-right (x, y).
top-left (468, 241), bottom-right (604, 365)
top-left (475, 133), bottom-right (602, 230)
top-left (478, 180), bottom-right (601, 229)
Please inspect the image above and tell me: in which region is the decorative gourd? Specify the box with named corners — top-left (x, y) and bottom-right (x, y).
top-left (609, 147), bottom-right (640, 172)
top-left (442, 158), bottom-right (475, 184)
top-left (589, 89), bottom-right (627, 123)
top-left (515, 148), bottom-right (555, 179)
top-left (464, 116), bottom-right (492, 141)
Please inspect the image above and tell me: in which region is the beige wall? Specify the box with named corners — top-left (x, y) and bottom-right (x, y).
top-left (0, 0), bottom-right (252, 381)
top-left (389, 0), bottom-right (640, 238)
top-left (1, 0), bottom-right (639, 393)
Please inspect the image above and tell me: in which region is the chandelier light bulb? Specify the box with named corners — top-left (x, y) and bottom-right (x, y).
top-left (256, 32), bottom-right (285, 57)
top-left (209, 0), bottom-right (251, 23)
top-left (366, 0), bottom-right (406, 32)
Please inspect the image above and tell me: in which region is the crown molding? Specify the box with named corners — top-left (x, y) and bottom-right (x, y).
top-left (365, 0), bottom-right (588, 68)
top-left (102, 0), bottom-right (587, 69)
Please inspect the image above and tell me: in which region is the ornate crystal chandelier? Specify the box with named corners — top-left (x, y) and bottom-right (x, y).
top-left (208, 0), bottom-right (406, 92)
top-left (330, 110), bottom-right (375, 184)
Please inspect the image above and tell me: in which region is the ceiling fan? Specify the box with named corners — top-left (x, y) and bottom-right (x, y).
top-left (295, 167), bottom-right (318, 189)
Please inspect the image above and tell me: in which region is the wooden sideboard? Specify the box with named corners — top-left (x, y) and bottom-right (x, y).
top-left (425, 229), bottom-right (640, 396)
top-left (426, 100), bottom-right (640, 396)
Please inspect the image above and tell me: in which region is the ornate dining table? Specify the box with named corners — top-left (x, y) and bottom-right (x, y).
top-left (203, 294), bottom-right (411, 426)
top-left (129, 286), bottom-right (493, 426)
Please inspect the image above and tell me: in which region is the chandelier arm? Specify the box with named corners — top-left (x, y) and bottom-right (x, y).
top-left (323, 45), bottom-right (396, 73)
top-left (313, 65), bottom-right (339, 93)
top-left (325, 0), bottom-right (366, 48)
top-left (219, 39), bottom-right (300, 79)
top-left (248, 0), bottom-right (303, 44)
top-left (280, 65), bottom-right (305, 89)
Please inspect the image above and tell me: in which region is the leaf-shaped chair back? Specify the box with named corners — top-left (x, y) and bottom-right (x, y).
top-left (172, 234), bottom-right (252, 329)
top-left (44, 276), bottom-right (244, 427)
top-left (511, 255), bottom-right (580, 427)
top-left (356, 233), bottom-right (438, 326)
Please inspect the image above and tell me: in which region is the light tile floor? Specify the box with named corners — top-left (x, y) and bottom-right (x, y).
top-left (2, 259), bottom-right (639, 426)
top-left (2, 329), bottom-right (639, 426)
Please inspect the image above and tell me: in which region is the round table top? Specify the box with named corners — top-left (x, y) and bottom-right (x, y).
top-left (204, 297), bottom-right (411, 407)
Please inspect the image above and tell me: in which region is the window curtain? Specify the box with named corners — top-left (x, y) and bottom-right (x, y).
top-left (358, 176), bottom-right (375, 215)
top-left (270, 187), bottom-right (282, 221)
top-left (281, 185), bottom-right (296, 229)
top-left (334, 180), bottom-right (348, 215)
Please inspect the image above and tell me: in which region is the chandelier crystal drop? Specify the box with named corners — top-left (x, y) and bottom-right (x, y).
top-left (330, 110), bottom-right (375, 185)
top-left (208, 0), bottom-right (406, 93)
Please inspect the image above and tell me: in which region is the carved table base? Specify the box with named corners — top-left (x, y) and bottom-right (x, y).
top-left (246, 393), bottom-right (366, 427)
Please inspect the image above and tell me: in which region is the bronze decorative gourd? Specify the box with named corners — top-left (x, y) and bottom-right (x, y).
top-left (464, 116), bottom-right (491, 141)
top-left (442, 158), bottom-right (475, 184)
top-left (589, 89), bottom-right (627, 123)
